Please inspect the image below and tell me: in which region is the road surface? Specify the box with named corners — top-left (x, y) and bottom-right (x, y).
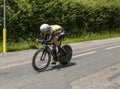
top-left (0, 37), bottom-right (120, 89)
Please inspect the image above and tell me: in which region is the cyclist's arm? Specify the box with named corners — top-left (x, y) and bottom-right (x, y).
top-left (39, 31), bottom-right (54, 43)
top-left (43, 32), bottom-right (54, 43)
top-left (37, 34), bottom-right (48, 43)
top-left (43, 34), bottom-right (48, 40)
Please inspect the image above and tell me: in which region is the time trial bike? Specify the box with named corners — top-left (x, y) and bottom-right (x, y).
top-left (32, 39), bottom-right (72, 72)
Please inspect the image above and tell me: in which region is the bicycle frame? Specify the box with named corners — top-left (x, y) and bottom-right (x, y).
top-left (42, 44), bottom-right (56, 59)
top-left (41, 39), bottom-right (62, 60)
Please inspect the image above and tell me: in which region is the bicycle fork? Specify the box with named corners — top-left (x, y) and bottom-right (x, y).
top-left (40, 50), bottom-right (46, 61)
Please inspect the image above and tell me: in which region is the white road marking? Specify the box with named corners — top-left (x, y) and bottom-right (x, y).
top-left (72, 51), bottom-right (97, 58)
top-left (104, 45), bottom-right (120, 50)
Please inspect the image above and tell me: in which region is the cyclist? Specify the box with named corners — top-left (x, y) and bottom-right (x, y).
top-left (36, 24), bottom-right (66, 64)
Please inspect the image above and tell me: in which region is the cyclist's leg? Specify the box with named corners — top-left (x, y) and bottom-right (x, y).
top-left (53, 35), bottom-right (67, 57)
top-left (51, 40), bottom-right (57, 64)
top-left (58, 33), bottom-right (67, 56)
top-left (53, 36), bottom-right (61, 51)
top-left (52, 43), bottom-right (57, 58)
top-left (53, 36), bottom-right (59, 46)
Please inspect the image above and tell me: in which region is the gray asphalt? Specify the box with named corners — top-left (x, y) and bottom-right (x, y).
top-left (0, 37), bottom-right (120, 89)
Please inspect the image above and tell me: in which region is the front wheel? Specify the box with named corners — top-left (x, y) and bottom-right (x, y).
top-left (32, 48), bottom-right (51, 72)
top-left (59, 45), bottom-right (72, 65)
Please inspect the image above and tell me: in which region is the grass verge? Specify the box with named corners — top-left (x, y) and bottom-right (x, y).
top-left (0, 32), bottom-right (120, 53)
top-left (63, 32), bottom-right (120, 44)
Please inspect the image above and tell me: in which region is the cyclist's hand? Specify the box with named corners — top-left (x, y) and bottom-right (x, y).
top-left (36, 39), bottom-right (39, 43)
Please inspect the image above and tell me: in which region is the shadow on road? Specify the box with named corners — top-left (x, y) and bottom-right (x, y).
top-left (47, 62), bottom-right (76, 71)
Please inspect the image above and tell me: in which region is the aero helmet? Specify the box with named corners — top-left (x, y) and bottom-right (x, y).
top-left (40, 24), bottom-right (50, 32)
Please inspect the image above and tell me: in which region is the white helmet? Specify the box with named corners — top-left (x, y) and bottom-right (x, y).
top-left (40, 24), bottom-right (50, 32)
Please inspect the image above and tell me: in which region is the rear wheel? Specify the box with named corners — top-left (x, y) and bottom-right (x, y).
top-left (32, 48), bottom-right (51, 72)
top-left (58, 45), bottom-right (72, 65)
